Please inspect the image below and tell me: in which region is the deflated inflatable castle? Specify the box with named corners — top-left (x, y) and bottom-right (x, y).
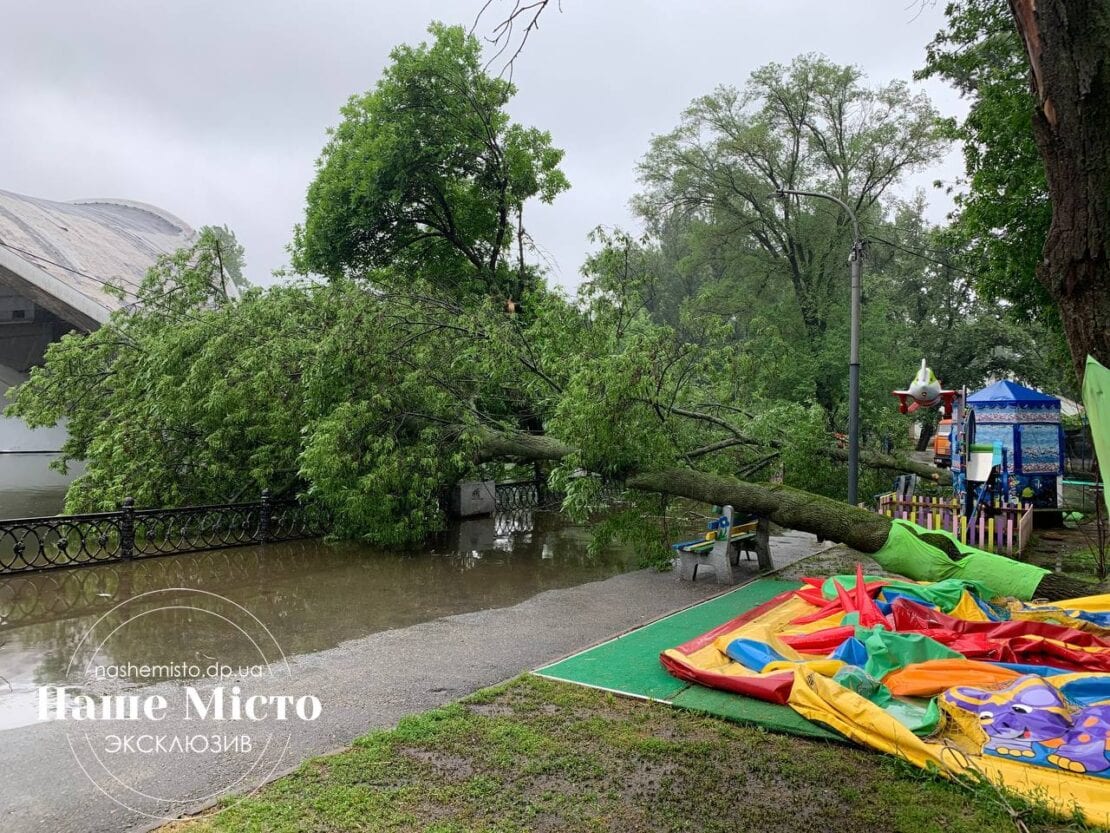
top-left (662, 563), bottom-right (1110, 823)
top-left (653, 361), bottom-right (1110, 821)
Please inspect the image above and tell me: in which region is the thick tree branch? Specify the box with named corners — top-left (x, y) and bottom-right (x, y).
top-left (831, 447), bottom-right (952, 485)
top-left (684, 436), bottom-right (752, 461)
top-left (475, 428), bottom-right (575, 463)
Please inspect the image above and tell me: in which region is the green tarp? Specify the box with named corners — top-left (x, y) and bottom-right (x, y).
top-left (1082, 355), bottom-right (1110, 517)
top-left (870, 519), bottom-right (1048, 600)
top-left (534, 578), bottom-right (841, 741)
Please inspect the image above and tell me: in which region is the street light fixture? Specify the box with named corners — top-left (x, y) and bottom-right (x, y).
top-left (771, 188), bottom-right (864, 506)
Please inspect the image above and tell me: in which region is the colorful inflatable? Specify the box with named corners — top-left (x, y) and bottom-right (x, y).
top-left (661, 564), bottom-right (1110, 824)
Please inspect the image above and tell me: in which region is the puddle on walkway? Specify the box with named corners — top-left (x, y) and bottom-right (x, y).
top-left (0, 511), bottom-right (636, 730)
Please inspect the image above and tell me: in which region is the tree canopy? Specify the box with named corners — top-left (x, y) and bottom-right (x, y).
top-left (918, 0), bottom-right (1054, 324)
top-left (3, 23), bottom-right (1078, 564)
top-left (922, 0), bottom-right (1110, 383)
top-left (293, 22), bottom-right (568, 301)
top-left (636, 55), bottom-right (945, 412)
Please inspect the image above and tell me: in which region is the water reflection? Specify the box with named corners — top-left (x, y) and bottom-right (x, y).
top-left (0, 510), bottom-right (634, 726)
top-left (0, 453), bottom-right (77, 518)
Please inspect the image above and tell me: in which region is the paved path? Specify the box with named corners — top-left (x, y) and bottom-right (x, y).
top-left (1, 534), bottom-right (826, 833)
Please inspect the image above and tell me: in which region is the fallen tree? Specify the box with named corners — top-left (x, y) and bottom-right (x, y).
top-left (477, 428), bottom-right (1088, 601)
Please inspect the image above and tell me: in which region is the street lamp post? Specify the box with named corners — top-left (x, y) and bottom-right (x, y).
top-left (772, 189), bottom-right (864, 506)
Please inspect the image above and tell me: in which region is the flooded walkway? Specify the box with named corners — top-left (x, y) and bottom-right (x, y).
top-left (0, 511), bottom-right (634, 728)
top-left (0, 482), bottom-right (830, 833)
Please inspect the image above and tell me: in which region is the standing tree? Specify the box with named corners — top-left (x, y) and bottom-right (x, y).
top-left (1004, 0), bottom-right (1110, 383)
top-left (636, 56), bottom-right (944, 413)
top-left (293, 22), bottom-right (568, 301)
top-left (918, 0), bottom-right (1055, 326)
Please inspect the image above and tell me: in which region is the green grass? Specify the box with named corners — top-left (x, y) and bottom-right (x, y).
top-left (169, 676), bottom-right (1097, 833)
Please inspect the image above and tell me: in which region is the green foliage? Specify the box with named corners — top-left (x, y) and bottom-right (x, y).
top-left (636, 54), bottom-right (945, 413)
top-left (7, 234), bottom-right (504, 543)
top-left (8, 228), bottom-right (293, 512)
top-left (11, 29), bottom-right (1071, 559)
top-left (918, 0), bottom-right (1055, 323)
top-left (293, 22), bottom-right (568, 300)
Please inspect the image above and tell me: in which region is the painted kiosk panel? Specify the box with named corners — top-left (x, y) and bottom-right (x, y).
top-left (965, 380), bottom-right (1065, 509)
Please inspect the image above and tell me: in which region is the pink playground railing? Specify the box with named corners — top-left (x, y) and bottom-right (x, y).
top-left (875, 494), bottom-right (1034, 557)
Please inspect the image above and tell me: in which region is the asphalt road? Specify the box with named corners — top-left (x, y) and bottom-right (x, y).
top-left (1, 533), bottom-right (826, 833)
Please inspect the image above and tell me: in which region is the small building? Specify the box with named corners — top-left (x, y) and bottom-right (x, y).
top-left (966, 380), bottom-right (1064, 508)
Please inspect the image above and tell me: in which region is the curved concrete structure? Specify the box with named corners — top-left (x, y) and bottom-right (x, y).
top-left (0, 189), bottom-right (199, 455)
top-left (0, 189), bottom-right (197, 331)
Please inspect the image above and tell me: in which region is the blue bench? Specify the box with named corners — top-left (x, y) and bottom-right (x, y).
top-left (672, 505), bottom-right (772, 585)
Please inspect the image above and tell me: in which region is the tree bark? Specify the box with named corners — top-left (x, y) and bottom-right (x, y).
top-left (474, 428), bottom-right (1080, 599)
top-left (915, 421), bottom-right (935, 453)
top-left (830, 447), bottom-right (951, 485)
top-left (475, 430), bottom-right (575, 463)
top-left (624, 468), bottom-right (893, 553)
top-left (474, 430), bottom-right (892, 551)
top-left (1009, 0), bottom-right (1110, 383)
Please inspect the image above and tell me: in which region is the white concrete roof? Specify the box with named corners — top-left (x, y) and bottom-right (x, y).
top-left (0, 189), bottom-right (196, 330)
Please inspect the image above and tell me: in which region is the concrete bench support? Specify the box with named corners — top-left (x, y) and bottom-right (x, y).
top-left (676, 506), bottom-right (774, 585)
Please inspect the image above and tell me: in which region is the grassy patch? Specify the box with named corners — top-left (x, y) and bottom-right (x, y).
top-left (168, 676), bottom-right (1096, 833)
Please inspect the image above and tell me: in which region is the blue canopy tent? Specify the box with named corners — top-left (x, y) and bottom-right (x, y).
top-left (966, 380), bottom-right (1064, 508)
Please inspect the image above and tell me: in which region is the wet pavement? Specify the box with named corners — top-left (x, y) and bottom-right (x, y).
top-left (0, 512), bottom-right (635, 730)
top-left (0, 507), bottom-right (829, 833)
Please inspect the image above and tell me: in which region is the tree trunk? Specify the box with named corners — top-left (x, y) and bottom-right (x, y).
top-left (1009, 0), bottom-right (1110, 383)
top-left (830, 447), bottom-right (951, 485)
top-left (475, 430), bottom-right (893, 551)
top-left (475, 430), bottom-right (575, 463)
top-left (915, 421), bottom-right (935, 453)
top-left (474, 428), bottom-right (1078, 599)
top-left (624, 468), bottom-right (893, 553)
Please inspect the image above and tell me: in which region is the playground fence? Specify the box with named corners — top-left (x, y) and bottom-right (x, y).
top-left (875, 493), bottom-right (1034, 557)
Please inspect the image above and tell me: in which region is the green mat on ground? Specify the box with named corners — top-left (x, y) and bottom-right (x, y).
top-left (534, 578), bottom-right (841, 741)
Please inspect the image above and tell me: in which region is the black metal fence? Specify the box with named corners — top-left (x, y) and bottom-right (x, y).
top-left (0, 479), bottom-right (611, 577)
top-left (1065, 426), bottom-right (1097, 477)
top-left (0, 491), bottom-right (325, 575)
top-left (493, 477), bottom-right (623, 512)
top-left (493, 479), bottom-right (562, 512)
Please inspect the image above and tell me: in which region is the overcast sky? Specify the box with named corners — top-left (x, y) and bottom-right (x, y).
top-left (0, 1), bottom-right (967, 291)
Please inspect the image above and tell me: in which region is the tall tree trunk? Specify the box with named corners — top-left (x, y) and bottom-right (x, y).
top-left (1009, 0), bottom-right (1110, 383)
top-left (829, 446), bottom-right (951, 485)
top-left (916, 420), bottom-right (935, 453)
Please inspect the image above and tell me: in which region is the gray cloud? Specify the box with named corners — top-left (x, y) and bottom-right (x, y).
top-left (0, 0), bottom-right (967, 290)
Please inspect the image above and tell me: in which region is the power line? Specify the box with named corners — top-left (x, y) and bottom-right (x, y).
top-left (866, 232), bottom-right (980, 280)
top-left (0, 238), bottom-right (130, 291)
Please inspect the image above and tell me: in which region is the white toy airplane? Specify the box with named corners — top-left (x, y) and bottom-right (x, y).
top-left (892, 359), bottom-right (957, 418)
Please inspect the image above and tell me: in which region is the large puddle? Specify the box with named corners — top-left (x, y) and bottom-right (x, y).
top-left (0, 510), bottom-right (637, 730)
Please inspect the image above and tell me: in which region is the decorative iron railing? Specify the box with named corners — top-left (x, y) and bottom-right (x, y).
top-left (493, 477), bottom-right (623, 513)
top-left (0, 478), bottom-right (597, 577)
top-left (494, 479), bottom-right (562, 512)
top-left (0, 491), bottom-right (325, 575)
